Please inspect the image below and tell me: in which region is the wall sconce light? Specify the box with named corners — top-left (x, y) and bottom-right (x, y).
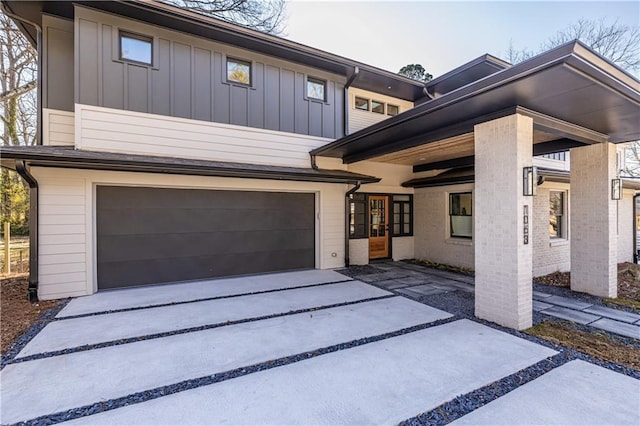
top-left (523, 166), bottom-right (537, 196)
top-left (611, 178), bottom-right (622, 200)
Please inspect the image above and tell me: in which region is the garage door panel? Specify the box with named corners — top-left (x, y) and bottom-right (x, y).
top-left (99, 249), bottom-right (316, 289)
top-left (98, 229), bottom-right (315, 263)
top-left (97, 187), bottom-right (316, 290)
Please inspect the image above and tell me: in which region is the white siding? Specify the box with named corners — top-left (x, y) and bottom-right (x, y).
top-left (43, 109), bottom-right (75, 146)
top-left (33, 170), bottom-right (88, 299)
top-left (532, 183), bottom-right (571, 277)
top-left (31, 167), bottom-right (346, 300)
top-left (76, 104), bottom-right (333, 168)
top-left (617, 188), bottom-right (635, 263)
top-left (348, 88), bottom-right (414, 134)
top-left (392, 237), bottom-right (414, 261)
top-left (414, 184), bottom-right (475, 269)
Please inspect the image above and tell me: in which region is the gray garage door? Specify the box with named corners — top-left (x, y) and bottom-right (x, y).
top-left (97, 186), bottom-right (315, 290)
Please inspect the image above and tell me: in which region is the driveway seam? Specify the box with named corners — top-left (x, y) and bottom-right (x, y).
top-left (10, 316), bottom-right (459, 426)
top-left (7, 294), bottom-right (397, 365)
top-left (55, 279), bottom-right (356, 321)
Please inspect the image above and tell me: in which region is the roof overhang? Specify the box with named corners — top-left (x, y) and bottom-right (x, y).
top-left (313, 41), bottom-right (640, 164)
top-left (1, 0), bottom-right (426, 101)
top-left (0, 146), bottom-right (380, 184)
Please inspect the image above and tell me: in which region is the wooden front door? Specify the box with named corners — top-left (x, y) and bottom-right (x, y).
top-left (368, 195), bottom-right (389, 259)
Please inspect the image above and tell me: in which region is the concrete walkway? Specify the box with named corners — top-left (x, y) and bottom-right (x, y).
top-left (1, 268), bottom-right (637, 425)
top-left (533, 291), bottom-right (640, 339)
top-left (346, 261), bottom-right (640, 339)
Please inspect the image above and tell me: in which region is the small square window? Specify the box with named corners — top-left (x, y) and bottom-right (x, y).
top-left (355, 97), bottom-right (369, 111)
top-left (387, 104), bottom-right (399, 116)
top-left (119, 32), bottom-right (152, 65)
top-left (371, 100), bottom-right (384, 114)
top-left (227, 58), bottom-right (251, 85)
top-left (307, 77), bottom-right (326, 101)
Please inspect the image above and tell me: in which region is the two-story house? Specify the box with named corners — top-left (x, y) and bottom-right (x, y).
top-left (2, 0), bottom-right (639, 330)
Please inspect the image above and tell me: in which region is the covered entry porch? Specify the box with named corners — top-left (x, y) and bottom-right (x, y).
top-left (314, 41), bottom-right (640, 330)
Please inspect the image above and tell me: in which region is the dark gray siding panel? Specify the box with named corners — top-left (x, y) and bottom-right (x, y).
top-left (265, 65), bottom-right (280, 131)
top-left (212, 52), bottom-right (230, 124)
top-left (127, 64), bottom-right (149, 113)
top-left (230, 85), bottom-right (248, 126)
top-left (97, 186), bottom-right (315, 289)
top-left (151, 39), bottom-right (171, 116)
top-left (45, 25), bottom-right (74, 111)
top-left (101, 25), bottom-right (124, 110)
top-left (172, 42), bottom-right (192, 119)
top-left (78, 19), bottom-right (99, 106)
top-left (193, 48), bottom-right (212, 121)
top-left (280, 69), bottom-right (295, 133)
top-left (75, 7), bottom-right (346, 138)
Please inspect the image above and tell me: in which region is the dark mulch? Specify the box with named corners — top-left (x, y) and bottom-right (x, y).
top-left (1, 274), bottom-right (61, 354)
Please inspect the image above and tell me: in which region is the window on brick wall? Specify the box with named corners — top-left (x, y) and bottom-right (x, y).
top-left (549, 190), bottom-right (567, 239)
top-left (449, 192), bottom-right (472, 238)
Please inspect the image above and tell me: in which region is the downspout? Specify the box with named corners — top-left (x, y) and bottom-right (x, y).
top-left (15, 161), bottom-right (39, 303)
top-left (344, 181), bottom-right (361, 267)
top-left (1, 2), bottom-right (43, 146)
top-left (343, 66), bottom-right (360, 137)
top-left (634, 193), bottom-right (640, 264)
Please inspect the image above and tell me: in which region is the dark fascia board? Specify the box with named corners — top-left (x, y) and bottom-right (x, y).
top-left (312, 40), bottom-right (640, 161)
top-left (411, 139), bottom-right (586, 173)
top-left (423, 54), bottom-right (511, 97)
top-left (69, 0), bottom-right (426, 101)
top-left (0, 146), bottom-right (380, 184)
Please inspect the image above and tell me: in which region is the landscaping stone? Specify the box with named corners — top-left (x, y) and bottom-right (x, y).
top-left (541, 306), bottom-right (600, 325)
top-left (590, 318), bottom-right (640, 339)
top-left (397, 286), bottom-right (448, 297)
top-left (582, 305), bottom-right (640, 324)
top-left (543, 295), bottom-right (593, 311)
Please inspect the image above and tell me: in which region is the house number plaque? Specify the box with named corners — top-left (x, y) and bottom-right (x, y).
top-left (523, 205), bottom-right (529, 245)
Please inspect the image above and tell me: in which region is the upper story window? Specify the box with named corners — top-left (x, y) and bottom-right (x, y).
top-left (227, 58), bottom-right (251, 85)
top-left (387, 104), bottom-right (399, 116)
top-left (549, 190), bottom-right (566, 239)
top-left (371, 100), bottom-right (384, 114)
top-left (355, 97), bottom-right (369, 111)
top-left (307, 77), bottom-right (326, 101)
top-left (119, 32), bottom-right (152, 65)
top-left (449, 192), bottom-right (472, 238)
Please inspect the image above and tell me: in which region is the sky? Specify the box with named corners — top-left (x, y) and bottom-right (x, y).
top-left (284, 1), bottom-right (640, 78)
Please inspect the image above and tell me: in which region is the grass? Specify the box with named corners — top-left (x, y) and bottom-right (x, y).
top-left (527, 321), bottom-right (639, 371)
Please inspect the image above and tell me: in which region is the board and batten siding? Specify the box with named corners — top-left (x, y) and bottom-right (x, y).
top-left (74, 6), bottom-right (345, 139)
top-left (348, 88), bottom-right (414, 134)
top-left (43, 109), bottom-right (75, 146)
top-left (42, 14), bottom-right (74, 112)
top-left (31, 166), bottom-right (346, 300)
top-left (76, 104), bottom-right (333, 167)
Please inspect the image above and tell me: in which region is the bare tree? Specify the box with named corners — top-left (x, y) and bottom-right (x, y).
top-left (506, 18), bottom-right (640, 176)
top-left (0, 12), bottom-right (36, 233)
top-left (164, 0), bottom-right (287, 35)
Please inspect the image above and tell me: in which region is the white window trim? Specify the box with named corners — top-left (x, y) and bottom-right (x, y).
top-left (549, 189), bottom-right (569, 242)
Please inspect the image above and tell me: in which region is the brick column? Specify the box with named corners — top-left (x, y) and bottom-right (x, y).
top-left (474, 114), bottom-right (533, 330)
top-left (570, 143), bottom-right (617, 298)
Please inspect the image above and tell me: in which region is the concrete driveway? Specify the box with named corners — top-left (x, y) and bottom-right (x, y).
top-left (1, 269), bottom-right (637, 425)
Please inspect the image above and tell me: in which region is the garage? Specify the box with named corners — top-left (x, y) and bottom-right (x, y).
top-left (96, 186), bottom-right (315, 290)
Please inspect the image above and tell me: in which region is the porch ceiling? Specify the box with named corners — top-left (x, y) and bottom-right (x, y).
top-left (371, 130), bottom-right (564, 167)
top-left (312, 41), bottom-right (640, 165)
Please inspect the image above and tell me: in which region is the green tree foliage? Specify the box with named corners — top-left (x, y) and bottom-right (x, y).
top-left (398, 64), bottom-right (433, 82)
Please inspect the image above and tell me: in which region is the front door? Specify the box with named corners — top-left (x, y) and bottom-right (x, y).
top-left (369, 195), bottom-right (389, 259)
